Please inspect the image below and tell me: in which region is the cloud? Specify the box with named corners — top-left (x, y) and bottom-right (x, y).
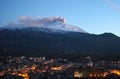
top-left (103, 0), bottom-right (120, 13)
top-left (7, 16), bottom-right (66, 27)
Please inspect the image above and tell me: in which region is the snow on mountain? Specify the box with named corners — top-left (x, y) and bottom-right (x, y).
top-left (0, 16), bottom-right (87, 33)
top-left (43, 22), bottom-right (86, 33)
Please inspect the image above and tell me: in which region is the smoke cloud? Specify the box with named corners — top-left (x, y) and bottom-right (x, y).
top-left (7, 16), bottom-right (66, 27)
top-left (103, 0), bottom-right (120, 13)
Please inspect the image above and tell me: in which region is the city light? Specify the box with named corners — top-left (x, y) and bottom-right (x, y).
top-left (74, 71), bottom-right (83, 78)
top-left (0, 56), bottom-right (120, 79)
top-left (110, 70), bottom-right (120, 76)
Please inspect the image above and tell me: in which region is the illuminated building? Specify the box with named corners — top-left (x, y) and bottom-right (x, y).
top-left (110, 70), bottom-right (120, 76)
top-left (51, 66), bottom-right (63, 71)
top-left (74, 71), bottom-right (83, 78)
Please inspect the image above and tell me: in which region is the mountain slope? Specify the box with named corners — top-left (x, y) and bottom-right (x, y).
top-left (0, 28), bottom-right (120, 57)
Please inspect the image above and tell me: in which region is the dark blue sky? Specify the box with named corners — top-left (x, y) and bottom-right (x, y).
top-left (0, 0), bottom-right (120, 36)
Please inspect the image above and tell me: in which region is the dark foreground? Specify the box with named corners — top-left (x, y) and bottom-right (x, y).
top-left (0, 74), bottom-right (120, 79)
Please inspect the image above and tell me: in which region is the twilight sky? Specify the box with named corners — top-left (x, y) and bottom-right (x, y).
top-left (0, 0), bottom-right (120, 36)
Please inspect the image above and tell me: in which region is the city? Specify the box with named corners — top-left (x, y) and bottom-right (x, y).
top-left (0, 56), bottom-right (120, 79)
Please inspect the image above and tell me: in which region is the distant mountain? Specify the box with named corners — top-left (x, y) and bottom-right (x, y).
top-left (0, 26), bottom-right (120, 57)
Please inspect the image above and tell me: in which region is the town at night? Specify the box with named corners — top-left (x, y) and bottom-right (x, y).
top-left (0, 56), bottom-right (120, 79)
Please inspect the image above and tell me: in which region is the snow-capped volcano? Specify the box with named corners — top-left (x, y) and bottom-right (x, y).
top-left (1, 16), bottom-right (120, 57)
top-left (0, 16), bottom-right (87, 33)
